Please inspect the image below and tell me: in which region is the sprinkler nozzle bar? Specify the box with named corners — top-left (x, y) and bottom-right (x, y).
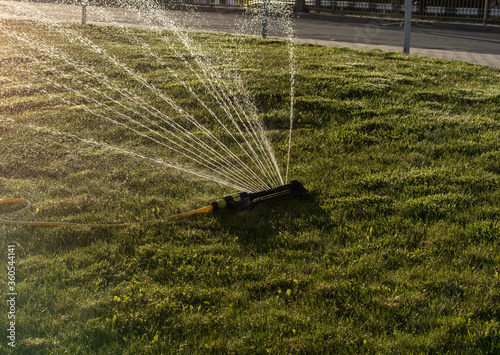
top-left (210, 180), bottom-right (308, 212)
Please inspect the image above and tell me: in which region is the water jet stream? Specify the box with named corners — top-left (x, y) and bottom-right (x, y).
top-left (0, 27), bottom-right (268, 191)
top-left (0, 0), bottom-right (297, 198)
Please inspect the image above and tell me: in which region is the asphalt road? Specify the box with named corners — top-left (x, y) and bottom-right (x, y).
top-left (178, 10), bottom-right (500, 67)
top-left (180, 11), bottom-right (500, 55)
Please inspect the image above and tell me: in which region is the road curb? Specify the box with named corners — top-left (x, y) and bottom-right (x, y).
top-left (429, 21), bottom-right (500, 33)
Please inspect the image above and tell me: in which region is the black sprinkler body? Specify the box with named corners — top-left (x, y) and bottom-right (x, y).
top-left (210, 180), bottom-right (308, 212)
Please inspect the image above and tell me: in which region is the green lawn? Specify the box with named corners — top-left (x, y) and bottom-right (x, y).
top-left (1, 17), bottom-right (500, 354)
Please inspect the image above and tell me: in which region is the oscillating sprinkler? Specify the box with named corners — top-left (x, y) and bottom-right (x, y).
top-left (210, 180), bottom-right (308, 212)
top-left (0, 181), bottom-right (308, 226)
top-left (120, 180), bottom-right (308, 221)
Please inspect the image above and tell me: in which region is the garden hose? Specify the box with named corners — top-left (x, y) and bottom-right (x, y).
top-left (0, 180), bottom-right (307, 228)
top-left (0, 198), bottom-right (214, 228)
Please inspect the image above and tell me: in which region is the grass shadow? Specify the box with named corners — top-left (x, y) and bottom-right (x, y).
top-left (216, 192), bottom-right (330, 254)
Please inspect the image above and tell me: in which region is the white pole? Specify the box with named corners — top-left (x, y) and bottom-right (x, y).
top-left (403, 0), bottom-right (412, 54)
top-left (262, 0), bottom-right (268, 38)
top-left (82, 3), bottom-right (87, 25)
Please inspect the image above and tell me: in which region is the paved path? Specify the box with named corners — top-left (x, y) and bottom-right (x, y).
top-left (293, 14), bottom-right (500, 68)
top-left (0, 0), bottom-right (499, 68)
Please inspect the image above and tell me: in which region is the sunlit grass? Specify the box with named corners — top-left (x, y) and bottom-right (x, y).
top-left (1, 19), bottom-right (500, 354)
